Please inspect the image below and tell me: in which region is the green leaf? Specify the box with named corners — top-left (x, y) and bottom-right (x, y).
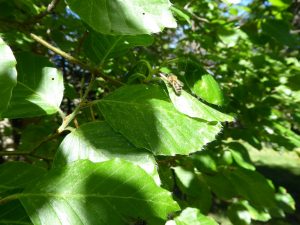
top-left (0, 200), bottom-right (32, 225)
top-left (204, 171), bottom-right (237, 200)
top-left (163, 80), bottom-right (233, 122)
top-left (275, 187), bottom-right (295, 214)
top-left (227, 202), bottom-right (252, 225)
top-left (53, 121), bottom-right (160, 183)
top-left (228, 200), bottom-right (271, 223)
top-left (173, 166), bottom-right (212, 213)
top-left (227, 142), bottom-right (255, 170)
top-left (167, 207), bottom-right (218, 225)
top-left (21, 160), bottom-right (180, 225)
top-left (1, 52), bottom-right (64, 119)
top-left (171, 6), bottom-right (191, 24)
top-left (84, 31), bottom-right (154, 66)
top-left (192, 151), bottom-right (219, 174)
top-left (226, 168), bottom-right (277, 209)
top-left (269, 0), bottom-right (292, 9)
top-left (177, 59), bottom-right (224, 106)
top-left (0, 162), bottom-right (46, 194)
top-left (196, 74), bottom-right (224, 106)
top-left (0, 37), bottom-right (17, 116)
top-left (65, 0), bottom-right (177, 35)
top-left (96, 84), bottom-right (223, 155)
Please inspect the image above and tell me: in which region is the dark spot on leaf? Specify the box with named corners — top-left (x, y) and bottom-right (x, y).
top-left (142, 12), bottom-right (145, 15)
top-left (51, 78), bottom-right (54, 80)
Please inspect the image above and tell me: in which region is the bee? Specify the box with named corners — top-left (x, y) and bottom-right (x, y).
top-left (159, 73), bottom-right (184, 95)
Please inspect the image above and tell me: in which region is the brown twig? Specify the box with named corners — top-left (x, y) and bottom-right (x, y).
top-left (28, 0), bottom-right (61, 23)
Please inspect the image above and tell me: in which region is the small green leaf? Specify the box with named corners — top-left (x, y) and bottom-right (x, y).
top-left (228, 200), bottom-right (271, 223)
top-left (0, 162), bottom-right (46, 194)
top-left (0, 37), bottom-right (17, 116)
top-left (1, 52), bottom-right (64, 118)
top-left (96, 84), bottom-right (223, 155)
top-left (197, 74), bottom-right (224, 106)
top-left (65, 0), bottom-right (177, 35)
top-left (227, 202), bottom-right (252, 225)
top-left (227, 142), bottom-right (255, 170)
top-left (192, 151), bottom-right (218, 174)
top-left (163, 80), bottom-right (233, 122)
top-left (53, 121), bottom-right (160, 183)
top-left (173, 167), bottom-right (212, 213)
top-left (171, 6), bottom-right (191, 24)
top-left (275, 187), bottom-right (295, 214)
top-left (167, 207), bottom-right (218, 225)
top-left (269, 0), bottom-right (292, 9)
top-left (21, 160), bottom-right (180, 225)
top-left (84, 31), bottom-right (154, 66)
top-left (177, 59), bottom-right (225, 106)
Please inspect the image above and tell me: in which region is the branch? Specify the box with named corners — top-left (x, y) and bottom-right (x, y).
top-left (29, 33), bottom-right (124, 86)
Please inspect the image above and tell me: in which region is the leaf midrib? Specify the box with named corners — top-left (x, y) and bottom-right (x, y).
top-left (20, 193), bottom-right (174, 206)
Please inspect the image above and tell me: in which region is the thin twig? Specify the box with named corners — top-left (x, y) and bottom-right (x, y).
top-left (0, 132), bottom-right (60, 161)
top-left (57, 74), bottom-right (96, 133)
top-left (30, 33), bottom-right (85, 67)
top-left (28, 0), bottom-right (61, 22)
top-left (30, 132), bottom-right (61, 154)
top-left (29, 33), bottom-right (124, 86)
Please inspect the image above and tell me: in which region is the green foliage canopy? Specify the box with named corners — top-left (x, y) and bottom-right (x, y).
top-left (0, 0), bottom-right (299, 224)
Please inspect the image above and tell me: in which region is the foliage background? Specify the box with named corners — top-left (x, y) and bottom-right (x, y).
top-left (0, 0), bottom-right (299, 224)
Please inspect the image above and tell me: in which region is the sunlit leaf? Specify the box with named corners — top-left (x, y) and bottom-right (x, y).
top-left (167, 207), bottom-right (218, 225)
top-left (163, 80), bottom-right (233, 122)
top-left (196, 74), bottom-right (224, 106)
top-left (65, 0), bottom-right (177, 35)
top-left (1, 52), bottom-right (64, 118)
top-left (0, 37), bottom-right (17, 116)
top-left (96, 84), bottom-right (223, 155)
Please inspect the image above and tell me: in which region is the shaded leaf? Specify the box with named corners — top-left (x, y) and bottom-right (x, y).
top-left (0, 37), bottom-right (17, 116)
top-left (1, 52), bottom-right (64, 118)
top-left (227, 142), bottom-right (255, 170)
top-left (0, 200), bottom-right (32, 225)
top-left (226, 168), bottom-right (277, 209)
top-left (0, 162), bottom-right (46, 194)
top-left (21, 160), bottom-right (180, 225)
top-left (84, 31), bottom-right (154, 65)
top-left (53, 121), bottom-right (160, 183)
top-left (65, 0), bottom-right (177, 35)
top-left (261, 19), bottom-right (297, 47)
top-left (96, 84), bottom-right (222, 155)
